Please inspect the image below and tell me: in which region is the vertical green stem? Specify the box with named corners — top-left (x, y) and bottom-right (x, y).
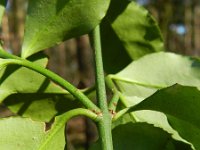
top-left (91, 25), bottom-right (113, 150)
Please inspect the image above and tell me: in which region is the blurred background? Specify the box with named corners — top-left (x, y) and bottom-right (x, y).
top-left (0, 0), bottom-right (200, 149)
top-left (139, 0), bottom-right (200, 56)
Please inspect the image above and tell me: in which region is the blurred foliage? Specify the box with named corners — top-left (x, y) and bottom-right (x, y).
top-left (137, 0), bottom-right (200, 56)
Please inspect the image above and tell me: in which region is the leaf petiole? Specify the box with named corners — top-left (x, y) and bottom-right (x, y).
top-left (0, 49), bottom-right (101, 113)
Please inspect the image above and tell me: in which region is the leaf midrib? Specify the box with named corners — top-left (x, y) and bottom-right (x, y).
top-left (111, 75), bottom-right (165, 89)
top-left (37, 116), bottom-right (65, 150)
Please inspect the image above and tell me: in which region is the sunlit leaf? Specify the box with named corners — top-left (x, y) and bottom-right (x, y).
top-left (108, 52), bottom-right (200, 147)
top-left (109, 52), bottom-right (200, 106)
top-left (0, 116), bottom-right (66, 150)
top-left (22, 0), bottom-right (110, 58)
top-left (127, 85), bottom-right (200, 150)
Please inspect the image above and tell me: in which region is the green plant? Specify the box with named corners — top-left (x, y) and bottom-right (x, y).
top-left (0, 0), bottom-right (199, 150)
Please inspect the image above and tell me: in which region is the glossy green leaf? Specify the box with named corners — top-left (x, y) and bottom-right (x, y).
top-left (101, 0), bottom-right (164, 73)
top-left (127, 85), bottom-right (200, 150)
top-left (108, 52), bottom-right (200, 147)
top-left (90, 123), bottom-right (192, 150)
top-left (113, 109), bottom-right (190, 145)
top-left (0, 116), bottom-right (66, 150)
top-left (110, 52), bottom-right (200, 102)
top-left (22, 0), bottom-right (110, 58)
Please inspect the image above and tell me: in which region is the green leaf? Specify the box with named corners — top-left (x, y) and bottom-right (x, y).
top-left (128, 85), bottom-right (200, 150)
top-left (4, 87), bottom-right (95, 122)
top-left (0, 117), bottom-right (47, 150)
top-left (22, 0), bottom-right (110, 58)
top-left (101, 19), bottom-right (131, 73)
top-left (0, 117), bottom-right (65, 150)
top-left (37, 113), bottom-right (67, 150)
top-left (4, 94), bottom-right (80, 122)
top-left (112, 113), bottom-right (136, 129)
top-left (0, 53), bottom-right (78, 122)
top-left (0, 0), bottom-right (6, 48)
top-left (108, 52), bottom-right (200, 147)
top-left (0, 54), bottom-right (67, 102)
top-left (0, 0), bottom-right (6, 26)
top-left (90, 123), bottom-right (192, 150)
top-left (110, 52), bottom-right (200, 102)
top-left (101, 0), bottom-right (164, 73)
top-left (0, 109), bottom-right (98, 150)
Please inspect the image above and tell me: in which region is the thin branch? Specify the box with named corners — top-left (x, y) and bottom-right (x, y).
top-left (0, 48), bottom-right (101, 113)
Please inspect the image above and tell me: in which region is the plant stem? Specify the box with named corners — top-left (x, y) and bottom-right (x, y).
top-left (38, 108), bottom-right (101, 150)
top-left (112, 108), bottom-right (129, 122)
top-left (106, 76), bottom-right (120, 112)
top-left (90, 25), bottom-right (113, 150)
top-left (0, 50), bottom-right (100, 113)
top-left (108, 92), bottom-right (119, 112)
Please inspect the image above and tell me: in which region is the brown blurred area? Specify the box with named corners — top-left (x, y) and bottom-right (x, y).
top-left (146, 0), bottom-right (200, 55)
top-left (0, 0), bottom-right (200, 149)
